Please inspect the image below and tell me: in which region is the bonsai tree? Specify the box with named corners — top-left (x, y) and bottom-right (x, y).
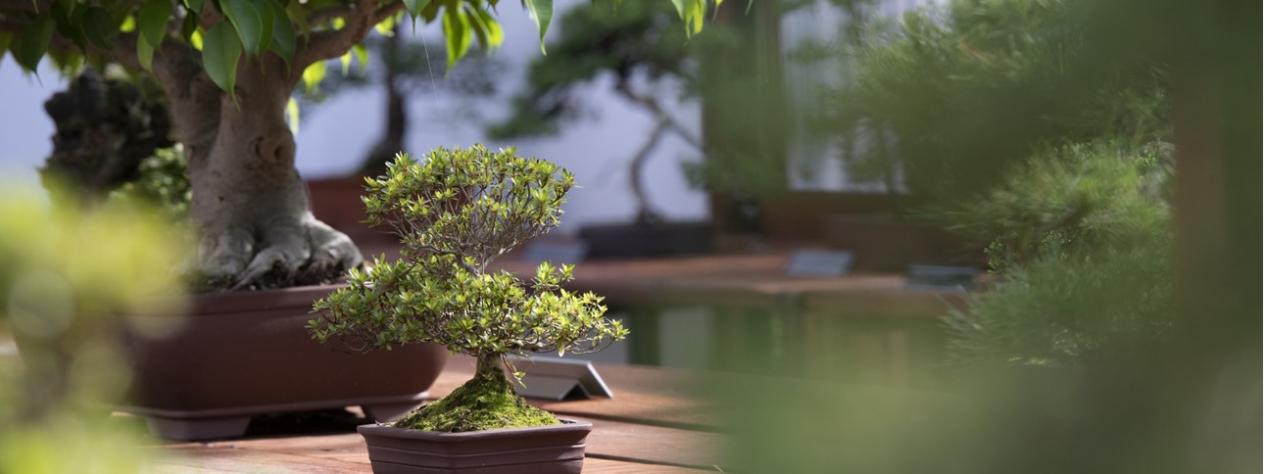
top-left (0, 0), bottom-right (720, 289)
top-left (309, 145), bottom-right (626, 431)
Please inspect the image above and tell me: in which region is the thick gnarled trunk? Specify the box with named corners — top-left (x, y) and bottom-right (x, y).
top-left (154, 46), bottom-right (362, 289)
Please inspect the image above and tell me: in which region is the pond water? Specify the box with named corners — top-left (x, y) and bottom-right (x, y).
top-left (552, 305), bottom-right (951, 389)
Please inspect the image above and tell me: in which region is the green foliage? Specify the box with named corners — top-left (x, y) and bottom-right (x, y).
top-left (944, 140), bottom-right (1171, 271)
top-left (109, 146), bottom-right (193, 220)
top-left (821, 0), bottom-right (1168, 204)
top-left (942, 141), bottom-right (1174, 366)
top-left (309, 145), bottom-right (626, 359)
top-left (0, 0), bottom-right (720, 95)
top-left (943, 236), bottom-right (1173, 367)
top-left (0, 190), bottom-right (187, 474)
top-left (201, 21), bottom-right (242, 95)
top-left (488, 1), bottom-right (692, 139)
top-left (394, 355), bottom-right (558, 432)
top-left (0, 191), bottom-right (189, 323)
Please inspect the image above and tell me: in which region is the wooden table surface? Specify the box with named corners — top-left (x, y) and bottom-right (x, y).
top-left (154, 356), bottom-right (728, 473)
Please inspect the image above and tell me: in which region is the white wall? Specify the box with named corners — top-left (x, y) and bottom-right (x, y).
top-left (0, 0), bottom-right (708, 233)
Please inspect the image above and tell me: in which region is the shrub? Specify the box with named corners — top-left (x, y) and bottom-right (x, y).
top-left (943, 139), bottom-right (1171, 271)
top-left (942, 140), bottom-right (1174, 366)
top-left (819, 0), bottom-right (1168, 204)
top-left (108, 146), bottom-right (192, 220)
top-left (309, 145), bottom-right (627, 432)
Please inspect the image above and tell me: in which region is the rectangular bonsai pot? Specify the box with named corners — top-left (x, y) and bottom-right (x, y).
top-left (122, 284), bottom-right (448, 441)
top-left (357, 420), bottom-right (592, 474)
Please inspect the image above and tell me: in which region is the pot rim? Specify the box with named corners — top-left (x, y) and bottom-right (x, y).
top-left (357, 418), bottom-right (591, 442)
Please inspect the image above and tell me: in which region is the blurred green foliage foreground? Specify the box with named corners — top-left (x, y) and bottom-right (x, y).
top-left (715, 0), bottom-right (1259, 472)
top-left (0, 188), bottom-right (190, 473)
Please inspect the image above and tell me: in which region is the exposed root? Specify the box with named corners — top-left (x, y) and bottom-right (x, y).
top-left (194, 215), bottom-right (363, 291)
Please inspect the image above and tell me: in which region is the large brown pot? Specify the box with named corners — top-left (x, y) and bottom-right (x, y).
top-left (357, 420), bottom-right (592, 474)
top-left (123, 284), bottom-right (447, 441)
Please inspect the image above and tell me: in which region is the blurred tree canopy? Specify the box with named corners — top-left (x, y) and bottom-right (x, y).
top-left (818, 0), bottom-right (1168, 204)
top-left (488, 1), bottom-right (699, 223)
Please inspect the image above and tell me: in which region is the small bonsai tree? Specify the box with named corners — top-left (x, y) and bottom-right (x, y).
top-left (309, 145), bottom-right (627, 432)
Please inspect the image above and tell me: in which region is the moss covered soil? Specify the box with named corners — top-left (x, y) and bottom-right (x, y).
top-left (393, 356), bottom-right (559, 432)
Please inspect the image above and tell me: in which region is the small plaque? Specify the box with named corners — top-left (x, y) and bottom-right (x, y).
top-left (523, 240), bottom-right (588, 265)
top-left (786, 249), bottom-right (854, 277)
top-left (506, 355), bottom-right (613, 401)
top-left (905, 264), bottom-right (981, 290)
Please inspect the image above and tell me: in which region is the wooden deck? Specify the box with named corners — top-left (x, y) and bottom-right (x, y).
top-left (154, 356), bottom-right (728, 473)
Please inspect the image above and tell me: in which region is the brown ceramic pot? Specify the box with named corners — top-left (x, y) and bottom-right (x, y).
top-left (357, 420), bottom-right (592, 474)
top-left (122, 284), bottom-right (448, 441)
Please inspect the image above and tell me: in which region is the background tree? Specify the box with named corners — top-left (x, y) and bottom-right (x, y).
top-left (816, 0), bottom-right (1168, 205)
top-left (489, 1), bottom-right (698, 224)
top-left (0, 0), bottom-right (719, 289)
top-left (302, 26), bottom-right (502, 176)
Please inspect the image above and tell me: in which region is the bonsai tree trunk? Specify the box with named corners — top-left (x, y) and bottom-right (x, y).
top-left (149, 41), bottom-right (362, 288)
top-left (627, 120), bottom-right (669, 224)
top-left (614, 76), bottom-right (703, 225)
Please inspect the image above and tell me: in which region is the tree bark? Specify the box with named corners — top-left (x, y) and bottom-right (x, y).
top-left (614, 77), bottom-right (703, 225)
top-left (152, 42), bottom-right (362, 288)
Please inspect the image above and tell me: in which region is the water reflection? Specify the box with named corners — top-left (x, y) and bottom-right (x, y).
top-left (558, 305), bottom-right (950, 388)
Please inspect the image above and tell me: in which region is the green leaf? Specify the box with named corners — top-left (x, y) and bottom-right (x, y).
top-left (138, 0), bottom-right (172, 48)
top-left (183, 0), bottom-right (206, 15)
top-left (201, 22), bottom-right (242, 94)
top-left (80, 6), bottom-right (117, 50)
top-left (138, 35), bottom-right (156, 70)
top-left (670, 0), bottom-right (706, 35)
top-left (47, 45), bottom-right (83, 74)
top-left (286, 0), bottom-right (308, 34)
top-left (265, 0), bottom-right (295, 64)
top-left (521, 0), bottom-right (552, 54)
top-left (285, 97), bottom-right (301, 134)
top-left (257, 0), bottom-right (276, 58)
top-left (181, 11), bottom-right (199, 42)
top-left (353, 43), bottom-right (369, 70)
top-left (119, 15), bottom-right (136, 33)
top-left (374, 13), bottom-right (398, 36)
top-left (420, 1), bottom-right (441, 22)
top-left (442, 6), bottom-right (471, 68)
top-left (465, 5), bottom-right (503, 51)
top-left (220, 0), bottom-right (265, 57)
top-left (51, 0), bottom-right (85, 48)
top-left (0, 32), bottom-right (11, 67)
top-left (403, 0), bottom-right (431, 17)
top-left (302, 60), bottom-right (326, 94)
top-left (12, 15), bottom-right (53, 72)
